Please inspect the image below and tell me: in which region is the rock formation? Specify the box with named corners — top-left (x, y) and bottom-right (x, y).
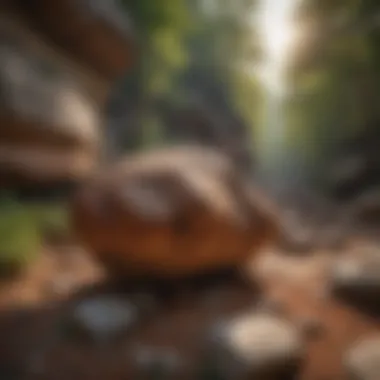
top-left (17, 0), bottom-right (136, 81)
top-left (0, 0), bottom-right (135, 190)
top-left (70, 146), bottom-right (280, 278)
top-left (0, 31), bottom-right (100, 186)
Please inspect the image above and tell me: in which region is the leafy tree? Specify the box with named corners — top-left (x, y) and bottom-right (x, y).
top-left (110, 0), bottom-right (261, 157)
top-left (283, 0), bottom-right (380, 186)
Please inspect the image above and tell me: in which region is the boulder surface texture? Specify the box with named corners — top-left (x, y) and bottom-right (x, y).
top-left (70, 146), bottom-right (280, 278)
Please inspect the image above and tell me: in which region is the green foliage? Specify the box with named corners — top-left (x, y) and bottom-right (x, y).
top-left (0, 195), bottom-right (68, 273)
top-left (116, 0), bottom-right (380, 186)
top-left (180, 0), bottom-right (261, 139)
top-left (115, 0), bottom-right (261, 151)
top-left (35, 202), bottom-right (70, 237)
top-left (140, 112), bottom-right (166, 148)
top-left (118, 0), bottom-right (197, 148)
top-left (0, 196), bottom-right (40, 269)
top-left (122, 0), bottom-right (193, 96)
top-left (282, 0), bottom-right (380, 184)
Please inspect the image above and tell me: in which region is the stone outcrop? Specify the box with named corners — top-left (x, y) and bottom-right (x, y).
top-left (0, 0), bottom-right (135, 189)
top-left (0, 18), bottom-right (99, 186)
top-left (70, 146), bottom-right (280, 278)
top-left (17, 0), bottom-right (136, 81)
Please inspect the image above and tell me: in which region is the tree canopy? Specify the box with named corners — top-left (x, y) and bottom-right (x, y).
top-left (108, 0), bottom-right (380, 191)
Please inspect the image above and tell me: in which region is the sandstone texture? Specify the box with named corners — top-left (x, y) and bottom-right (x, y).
top-left (0, 31), bottom-right (100, 185)
top-left (70, 146), bottom-right (280, 278)
top-left (0, 0), bottom-right (135, 188)
top-left (10, 0), bottom-right (136, 81)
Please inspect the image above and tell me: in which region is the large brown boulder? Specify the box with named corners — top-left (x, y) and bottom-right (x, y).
top-left (70, 146), bottom-right (280, 278)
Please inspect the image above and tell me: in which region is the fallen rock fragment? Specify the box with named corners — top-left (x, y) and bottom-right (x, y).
top-left (71, 146), bottom-right (280, 278)
top-left (204, 313), bottom-right (304, 379)
top-left (345, 337), bottom-right (380, 380)
top-left (68, 295), bottom-right (139, 343)
top-left (330, 246), bottom-right (380, 310)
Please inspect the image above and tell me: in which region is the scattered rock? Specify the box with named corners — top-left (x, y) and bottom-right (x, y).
top-left (330, 247), bottom-right (380, 309)
top-left (204, 313), bottom-right (304, 379)
top-left (68, 295), bottom-right (139, 343)
top-left (345, 337), bottom-right (380, 380)
top-left (71, 146), bottom-right (281, 278)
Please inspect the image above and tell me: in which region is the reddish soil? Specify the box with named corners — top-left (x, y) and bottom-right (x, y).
top-left (0, 242), bottom-right (379, 379)
top-left (253, 248), bottom-right (380, 380)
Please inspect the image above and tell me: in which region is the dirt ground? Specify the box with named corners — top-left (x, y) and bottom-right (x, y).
top-left (0, 240), bottom-right (379, 380)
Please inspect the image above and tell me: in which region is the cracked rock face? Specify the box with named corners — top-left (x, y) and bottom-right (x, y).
top-left (345, 337), bottom-right (380, 380)
top-left (204, 313), bottom-right (304, 379)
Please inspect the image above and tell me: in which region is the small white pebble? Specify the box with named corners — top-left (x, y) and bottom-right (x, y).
top-left (207, 313), bottom-right (304, 379)
top-left (345, 337), bottom-right (380, 380)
